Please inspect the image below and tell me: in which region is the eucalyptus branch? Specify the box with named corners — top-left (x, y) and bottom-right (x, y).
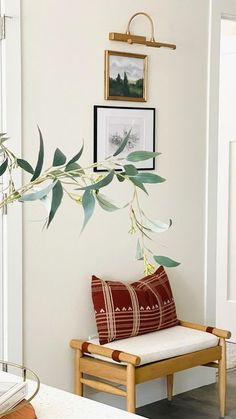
top-left (0, 128), bottom-right (180, 272)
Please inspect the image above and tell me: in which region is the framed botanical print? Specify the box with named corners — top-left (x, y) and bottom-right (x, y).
top-left (104, 50), bottom-right (147, 102)
top-left (94, 105), bottom-right (155, 171)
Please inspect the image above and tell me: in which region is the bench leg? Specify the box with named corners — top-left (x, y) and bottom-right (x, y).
top-left (75, 349), bottom-right (83, 396)
top-left (126, 363), bottom-right (136, 413)
top-left (167, 374), bottom-right (174, 401)
top-left (218, 338), bottom-right (226, 418)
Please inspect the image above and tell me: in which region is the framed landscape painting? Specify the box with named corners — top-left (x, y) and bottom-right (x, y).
top-left (94, 106), bottom-right (155, 171)
top-left (104, 50), bottom-right (147, 102)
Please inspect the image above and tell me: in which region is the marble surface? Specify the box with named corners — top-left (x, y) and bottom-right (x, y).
top-left (0, 372), bottom-right (143, 419)
top-left (31, 382), bottom-right (142, 419)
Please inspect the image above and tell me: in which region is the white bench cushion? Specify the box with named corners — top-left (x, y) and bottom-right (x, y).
top-left (88, 326), bottom-right (219, 366)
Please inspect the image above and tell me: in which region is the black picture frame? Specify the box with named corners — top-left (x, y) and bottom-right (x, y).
top-left (94, 105), bottom-right (156, 172)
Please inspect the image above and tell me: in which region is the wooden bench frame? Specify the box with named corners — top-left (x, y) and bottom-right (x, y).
top-left (70, 320), bottom-right (231, 418)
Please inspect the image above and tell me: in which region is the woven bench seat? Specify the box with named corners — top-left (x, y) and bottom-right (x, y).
top-left (87, 326), bottom-right (219, 365)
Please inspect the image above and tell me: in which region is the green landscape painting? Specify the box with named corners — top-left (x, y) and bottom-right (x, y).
top-left (108, 53), bottom-right (146, 100)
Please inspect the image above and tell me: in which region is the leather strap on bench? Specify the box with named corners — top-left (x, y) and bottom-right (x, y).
top-left (111, 350), bottom-right (122, 363)
top-left (206, 326), bottom-right (214, 334)
top-left (81, 341), bottom-right (91, 354)
top-left (81, 341), bottom-right (122, 363)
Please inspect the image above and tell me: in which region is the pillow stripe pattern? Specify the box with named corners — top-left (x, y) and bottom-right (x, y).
top-left (92, 266), bottom-right (179, 344)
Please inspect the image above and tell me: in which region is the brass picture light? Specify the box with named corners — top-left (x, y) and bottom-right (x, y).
top-left (109, 12), bottom-right (176, 50)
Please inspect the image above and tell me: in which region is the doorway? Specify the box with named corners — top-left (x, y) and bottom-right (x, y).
top-left (215, 17), bottom-right (236, 352)
top-left (0, 0), bottom-right (22, 364)
top-left (206, 1), bottom-right (236, 370)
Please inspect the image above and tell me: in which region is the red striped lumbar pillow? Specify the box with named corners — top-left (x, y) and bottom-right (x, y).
top-left (91, 266), bottom-right (179, 344)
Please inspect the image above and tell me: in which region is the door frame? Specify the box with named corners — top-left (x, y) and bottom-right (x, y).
top-left (0, 0), bottom-right (22, 363)
top-left (205, 0), bottom-right (236, 326)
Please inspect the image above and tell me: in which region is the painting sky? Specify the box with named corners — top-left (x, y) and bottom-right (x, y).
top-left (109, 56), bottom-right (144, 82)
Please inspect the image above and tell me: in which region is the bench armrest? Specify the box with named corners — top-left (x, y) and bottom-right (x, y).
top-left (179, 320), bottom-right (231, 339)
top-left (70, 339), bottom-right (141, 366)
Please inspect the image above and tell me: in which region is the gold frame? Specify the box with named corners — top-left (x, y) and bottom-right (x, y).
top-left (104, 50), bottom-right (147, 102)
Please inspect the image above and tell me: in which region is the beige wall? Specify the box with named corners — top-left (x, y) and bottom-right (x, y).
top-left (22, 0), bottom-right (212, 407)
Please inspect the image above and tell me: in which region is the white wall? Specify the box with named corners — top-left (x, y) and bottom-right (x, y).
top-left (21, 0), bottom-right (213, 407)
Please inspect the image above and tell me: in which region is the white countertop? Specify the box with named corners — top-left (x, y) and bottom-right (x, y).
top-left (0, 371), bottom-right (143, 419)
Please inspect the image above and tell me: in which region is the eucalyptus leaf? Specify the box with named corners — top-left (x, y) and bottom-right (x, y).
top-left (130, 177), bottom-right (148, 195)
top-left (142, 214), bottom-right (172, 233)
top-left (81, 189), bottom-right (95, 232)
top-left (65, 162), bottom-right (84, 174)
top-left (116, 173), bottom-right (125, 182)
top-left (96, 193), bottom-right (120, 212)
top-left (127, 151), bottom-right (161, 162)
top-left (113, 129), bottom-right (131, 157)
top-left (0, 137), bottom-right (9, 145)
top-left (153, 255), bottom-right (180, 268)
top-left (40, 195), bottom-right (51, 217)
top-left (77, 170), bottom-right (115, 191)
top-left (17, 159), bottom-right (34, 175)
top-left (66, 142), bottom-right (84, 167)
top-left (0, 159), bottom-right (8, 176)
top-left (65, 162), bottom-right (80, 172)
top-left (136, 239), bottom-right (143, 260)
top-left (134, 173), bottom-right (166, 184)
top-left (47, 180), bottom-right (63, 227)
top-left (52, 148), bottom-right (66, 167)
top-left (19, 182), bottom-right (56, 202)
top-left (124, 164), bottom-right (138, 176)
top-left (31, 126), bottom-right (44, 181)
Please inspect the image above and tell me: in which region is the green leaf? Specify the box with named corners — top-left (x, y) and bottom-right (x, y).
top-left (66, 143), bottom-right (84, 167)
top-left (116, 173), bottom-right (125, 182)
top-left (0, 136), bottom-right (9, 146)
top-left (40, 195), bottom-right (51, 217)
top-left (65, 162), bottom-right (79, 172)
top-left (17, 159), bottom-right (34, 175)
top-left (130, 177), bottom-right (148, 195)
top-left (142, 214), bottom-right (172, 233)
top-left (81, 190), bottom-right (95, 232)
top-left (153, 255), bottom-right (180, 268)
top-left (77, 170), bottom-right (115, 191)
top-left (52, 148), bottom-right (66, 167)
top-left (65, 162), bottom-right (84, 174)
top-left (136, 239), bottom-right (143, 260)
top-left (113, 129), bottom-right (131, 157)
top-left (127, 151), bottom-right (161, 162)
top-left (96, 193), bottom-right (120, 212)
top-left (47, 181), bottom-right (63, 227)
top-left (31, 126), bottom-right (44, 181)
top-left (134, 173), bottom-right (166, 184)
top-left (19, 182), bottom-right (56, 202)
top-left (124, 164), bottom-right (138, 176)
top-left (0, 159), bottom-right (8, 176)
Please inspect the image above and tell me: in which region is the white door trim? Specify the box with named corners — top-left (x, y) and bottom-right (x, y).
top-left (0, 0), bottom-right (22, 363)
top-left (205, 0), bottom-right (236, 325)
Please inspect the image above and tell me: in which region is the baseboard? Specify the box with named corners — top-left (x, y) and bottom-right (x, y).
top-left (85, 367), bottom-right (216, 409)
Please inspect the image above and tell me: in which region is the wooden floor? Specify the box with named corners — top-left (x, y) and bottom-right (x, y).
top-left (137, 370), bottom-right (236, 419)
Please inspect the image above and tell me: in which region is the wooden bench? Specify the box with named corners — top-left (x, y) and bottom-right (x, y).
top-left (70, 320), bottom-right (231, 418)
